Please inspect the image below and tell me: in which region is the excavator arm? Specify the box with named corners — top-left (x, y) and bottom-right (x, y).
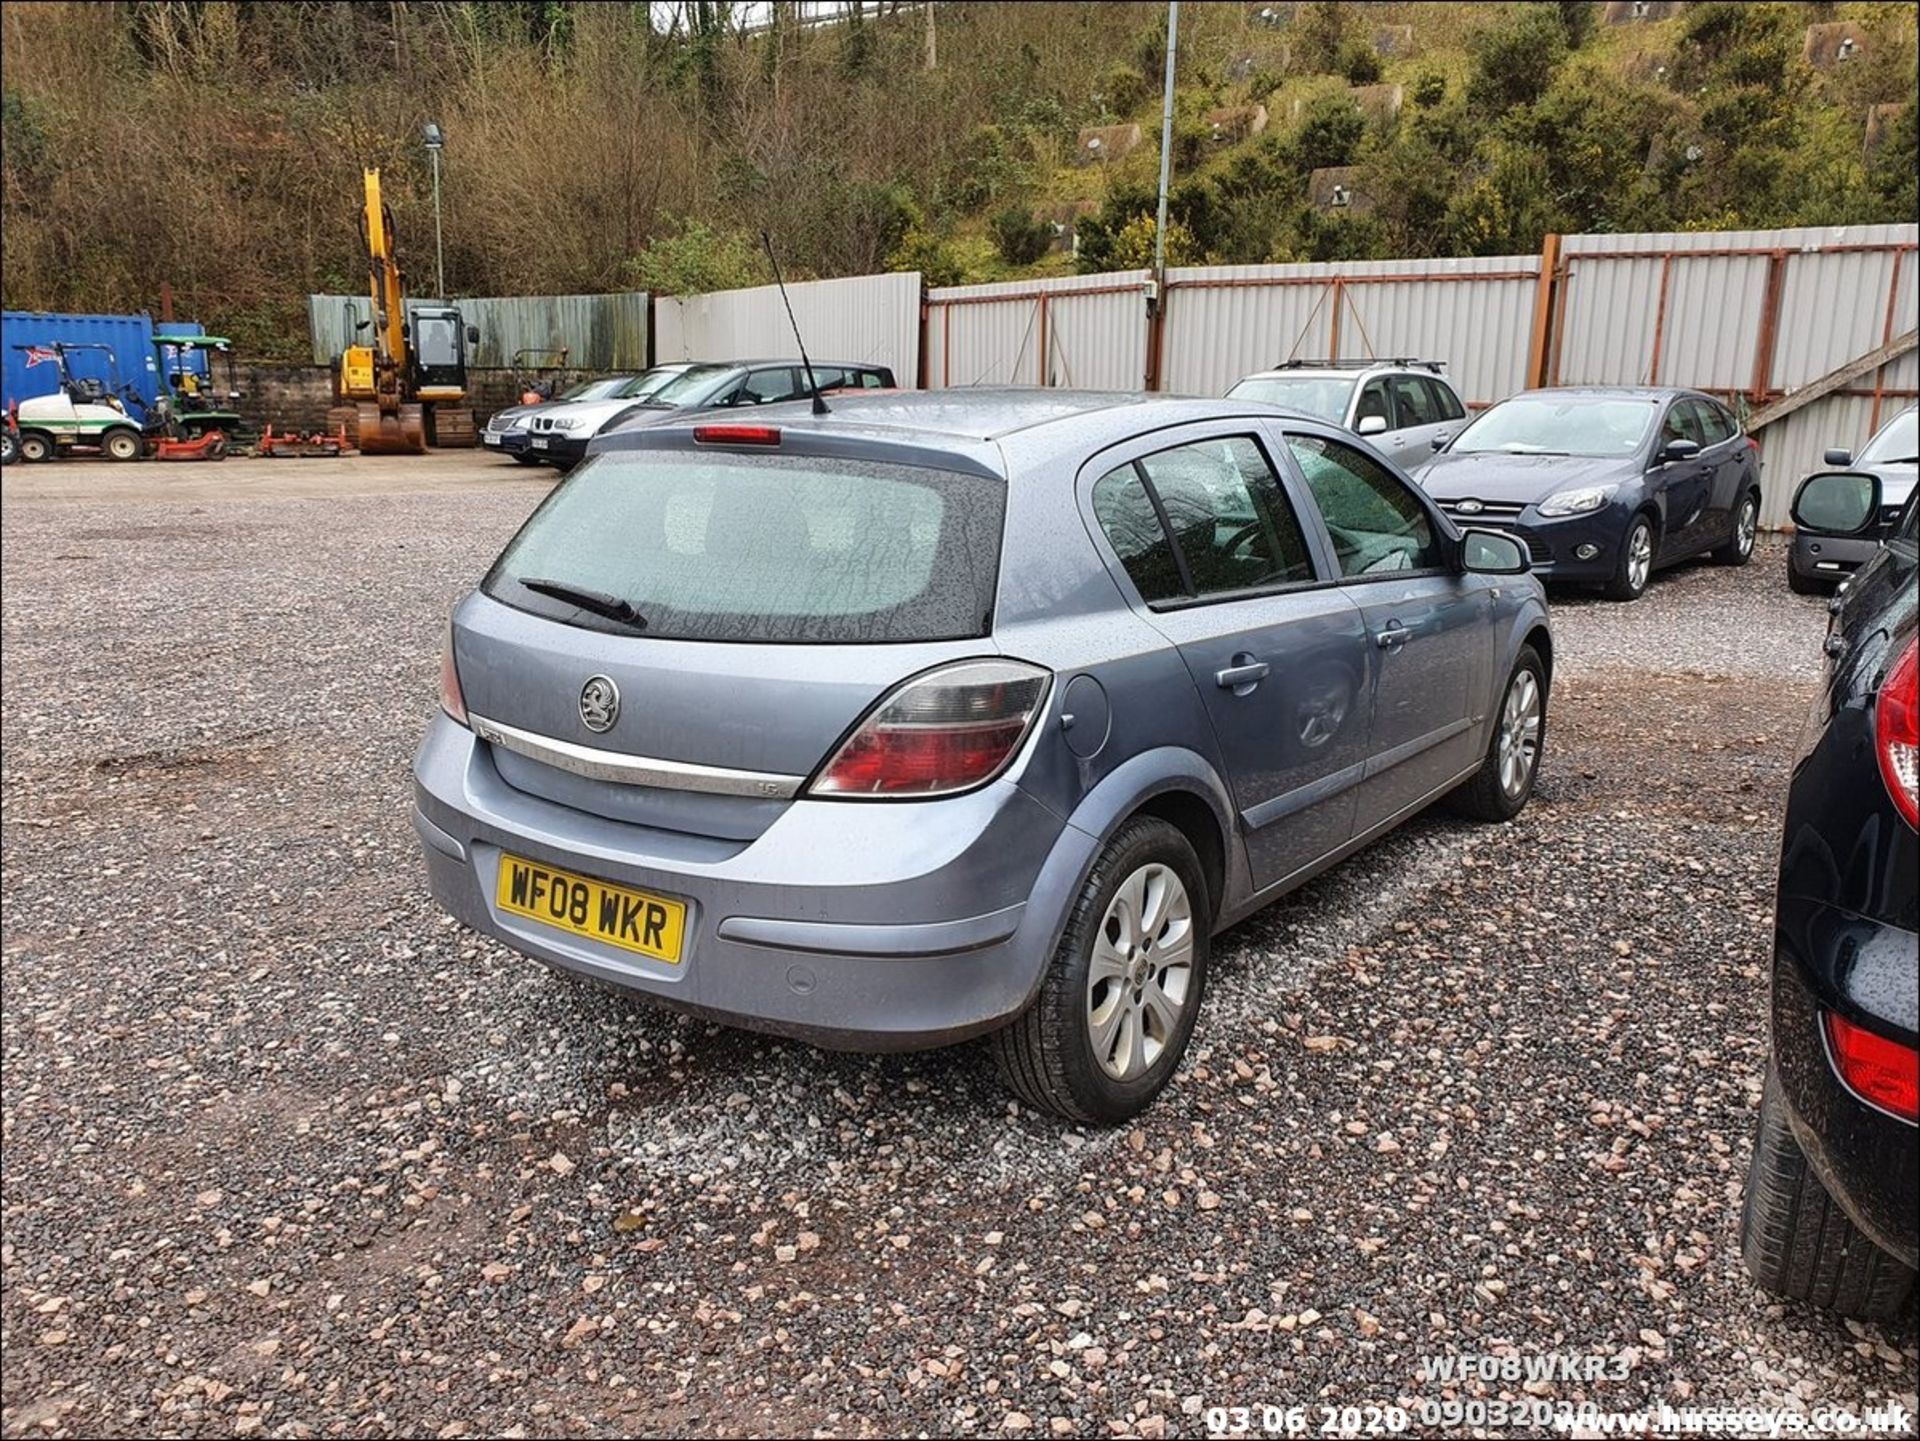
top-left (342, 166), bottom-right (424, 453)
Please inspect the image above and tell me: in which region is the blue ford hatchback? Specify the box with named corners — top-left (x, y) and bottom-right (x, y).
top-left (414, 391), bottom-right (1552, 1121)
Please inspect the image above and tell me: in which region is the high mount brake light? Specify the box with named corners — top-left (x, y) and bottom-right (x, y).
top-left (1825, 1011), bottom-right (1919, 1123)
top-left (1877, 635), bottom-right (1918, 828)
top-left (439, 623), bottom-right (468, 726)
top-left (692, 424), bottom-right (781, 446)
top-left (810, 660), bottom-right (1051, 798)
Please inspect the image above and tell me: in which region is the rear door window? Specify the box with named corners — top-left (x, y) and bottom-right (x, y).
top-left (485, 452), bottom-right (1004, 643)
top-left (1285, 432), bottom-right (1442, 577)
top-left (1387, 375), bottom-right (1440, 428)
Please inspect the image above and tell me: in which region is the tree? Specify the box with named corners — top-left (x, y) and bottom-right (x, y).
top-left (989, 207), bottom-right (1054, 266)
top-left (625, 217), bottom-right (763, 296)
top-left (1468, 4), bottom-right (1569, 114)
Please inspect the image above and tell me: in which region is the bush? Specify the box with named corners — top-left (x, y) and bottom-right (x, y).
top-left (1557, 1), bottom-right (1596, 50)
top-left (1468, 4), bottom-right (1569, 113)
top-left (988, 207), bottom-right (1053, 266)
top-left (1102, 213), bottom-right (1198, 269)
top-left (1412, 69), bottom-right (1448, 108)
top-left (1099, 60), bottom-right (1150, 117)
top-left (1296, 1), bottom-right (1348, 73)
top-left (1338, 39), bottom-right (1382, 86)
top-left (888, 227), bottom-right (966, 287)
top-left (1294, 94), bottom-right (1367, 170)
top-left (1868, 100), bottom-right (1919, 218)
top-left (625, 217), bottom-right (762, 296)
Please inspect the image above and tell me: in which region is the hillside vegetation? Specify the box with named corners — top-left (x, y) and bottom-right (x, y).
top-left (2, 1), bottom-right (1913, 359)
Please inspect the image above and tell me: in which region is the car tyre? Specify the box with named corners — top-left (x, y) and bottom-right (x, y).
top-left (103, 427), bottom-right (144, 461)
top-left (1448, 645), bottom-right (1547, 823)
top-left (1602, 513), bottom-right (1656, 601)
top-left (988, 817), bottom-right (1209, 1125)
top-left (0, 429), bottom-right (17, 466)
top-left (1786, 564), bottom-right (1828, 597)
top-left (1740, 1064), bottom-right (1915, 1319)
top-left (1712, 490), bottom-right (1760, 565)
top-left (18, 430), bottom-right (53, 463)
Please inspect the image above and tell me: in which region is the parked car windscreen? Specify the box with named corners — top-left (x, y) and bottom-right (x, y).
top-left (558, 377), bottom-right (628, 402)
top-left (483, 451), bottom-right (1006, 643)
top-left (1225, 375), bottom-right (1353, 423)
top-left (643, 365), bottom-right (740, 407)
top-left (610, 369), bottom-right (686, 401)
top-left (1451, 397), bottom-right (1656, 458)
top-left (1859, 408), bottom-right (1919, 466)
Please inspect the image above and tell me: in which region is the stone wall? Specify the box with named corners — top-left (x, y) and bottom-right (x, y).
top-left (233, 364), bottom-right (614, 434)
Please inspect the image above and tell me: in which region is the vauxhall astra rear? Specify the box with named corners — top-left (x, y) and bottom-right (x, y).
top-left (414, 391), bottom-right (1551, 1120)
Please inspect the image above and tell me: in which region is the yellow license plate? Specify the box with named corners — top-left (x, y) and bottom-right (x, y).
top-left (496, 854), bottom-right (687, 964)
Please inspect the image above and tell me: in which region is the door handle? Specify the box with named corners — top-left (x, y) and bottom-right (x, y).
top-left (1375, 624), bottom-right (1409, 650)
top-left (1215, 660), bottom-right (1270, 690)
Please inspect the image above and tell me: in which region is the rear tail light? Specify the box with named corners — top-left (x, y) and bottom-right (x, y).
top-left (692, 424), bottom-right (781, 446)
top-left (1825, 1011), bottom-right (1919, 1123)
top-left (439, 623), bottom-right (468, 726)
top-left (1876, 635), bottom-right (1917, 828)
top-left (810, 660), bottom-right (1051, 798)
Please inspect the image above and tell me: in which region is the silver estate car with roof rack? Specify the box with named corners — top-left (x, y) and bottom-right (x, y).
top-left (415, 389), bottom-right (1551, 1121)
top-left (1228, 359), bottom-right (1469, 472)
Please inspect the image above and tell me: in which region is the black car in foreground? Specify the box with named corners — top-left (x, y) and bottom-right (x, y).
top-left (1742, 472), bottom-right (1918, 1318)
top-left (1416, 387), bottom-right (1762, 601)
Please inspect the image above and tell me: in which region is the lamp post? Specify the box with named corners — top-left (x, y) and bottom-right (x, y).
top-left (1153, 2), bottom-right (1179, 280)
top-left (422, 121), bottom-right (446, 300)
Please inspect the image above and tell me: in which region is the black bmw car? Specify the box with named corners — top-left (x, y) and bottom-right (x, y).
top-left (1741, 473), bottom-right (1917, 1318)
top-left (1416, 387), bottom-right (1762, 601)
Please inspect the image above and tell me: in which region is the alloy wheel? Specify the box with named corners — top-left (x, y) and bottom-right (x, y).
top-left (1498, 669), bottom-right (1542, 799)
top-left (1736, 497), bottom-right (1757, 557)
top-left (1086, 862), bottom-right (1196, 1082)
top-left (1627, 523), bottom-right (1653, 593)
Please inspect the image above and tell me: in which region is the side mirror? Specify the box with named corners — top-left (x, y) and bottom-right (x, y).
top-left (1657, 438), bottom-right (1700, 464)
top-left (1356, 414), bottom-right (1389, 437)
top-left (1823, 447), bottom-right (1853, 466)
top-left (1791, 471), bottom-right (1882, 536)
top-left (1430, 435), bottom-right (1448, 452)
top-left (1460, 528), bottom-right (1530, 575)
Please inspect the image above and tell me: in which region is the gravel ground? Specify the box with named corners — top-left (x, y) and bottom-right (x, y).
top-left (2, 457), bottom-right (1914, 1439)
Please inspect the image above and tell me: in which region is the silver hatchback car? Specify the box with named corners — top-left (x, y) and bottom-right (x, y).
top-left (414, 391), bottom-right (1552, 1121)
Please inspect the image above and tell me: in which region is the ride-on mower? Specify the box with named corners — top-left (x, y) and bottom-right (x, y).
top-left (6, 343), bottom-right (147, 460)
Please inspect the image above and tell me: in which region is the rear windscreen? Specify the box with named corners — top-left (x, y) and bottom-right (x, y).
top-left (483, 451), bottom-right (1006, 643)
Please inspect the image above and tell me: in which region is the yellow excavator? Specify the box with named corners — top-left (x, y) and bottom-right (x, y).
top-left (335, 167), bottom-right (478, 453)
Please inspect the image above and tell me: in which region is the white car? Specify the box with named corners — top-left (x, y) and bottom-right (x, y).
top-left (483, 375), bottom-right (635, 464)
top-left (523, 363), bottom-right (699, 466)
top-left (1228, 360), bottom-right (1468, 472)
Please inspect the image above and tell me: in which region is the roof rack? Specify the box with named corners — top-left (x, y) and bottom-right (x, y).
top-left (1276, 357), bottom-right (1445, 374)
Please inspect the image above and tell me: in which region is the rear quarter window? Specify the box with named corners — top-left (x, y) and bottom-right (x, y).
top-left (485, 452), bottom-right (1005, 643)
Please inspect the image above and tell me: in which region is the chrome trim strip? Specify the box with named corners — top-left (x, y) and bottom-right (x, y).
top-left (468, 712), bottom-right (803, 799)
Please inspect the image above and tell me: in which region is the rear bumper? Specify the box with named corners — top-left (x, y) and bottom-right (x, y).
top-left (411, 714), bottom-right (1092, 1050)
top-left (1789, 532), bottom-right (1879, 586)
top-left (1771, 894), bottom-right (1920, 1269)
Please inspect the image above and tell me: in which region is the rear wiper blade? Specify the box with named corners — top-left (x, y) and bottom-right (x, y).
top-left (518, 577), bottom-right (648, 630)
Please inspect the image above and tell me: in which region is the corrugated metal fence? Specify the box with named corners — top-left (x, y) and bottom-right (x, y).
top-left (308, 292), bottom-right (649, 371)
top-left (925, 272), bottom-right (1152, 390)
top-left (1550, 225), bottom-right (1916, 526)
top-left (302, 224), bottom-right (1918, 526)
top-left (654, 273), bottom-right (922, 388)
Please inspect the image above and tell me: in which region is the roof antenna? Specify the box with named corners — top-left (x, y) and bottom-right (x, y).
top-left (761, 230), bottom-right (828, 416)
